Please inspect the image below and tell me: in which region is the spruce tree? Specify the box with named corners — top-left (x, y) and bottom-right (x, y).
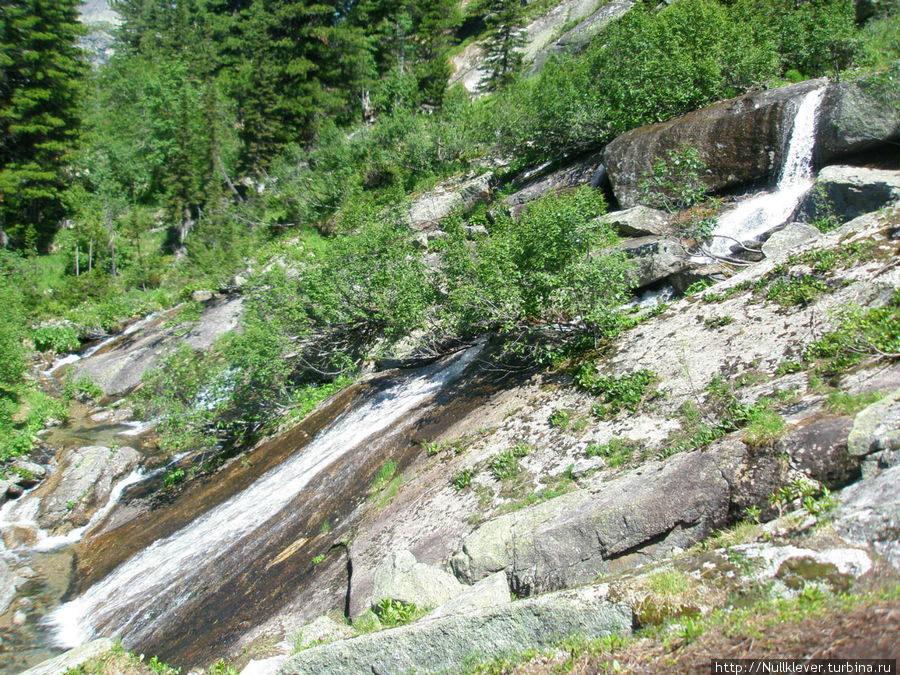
top-left (482, 0), bottom-right (525, 90)
top-left (0, 0), bottom-right (87, 250)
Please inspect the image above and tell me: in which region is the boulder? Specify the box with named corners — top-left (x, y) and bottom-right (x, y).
top-left (797, 166), bottom-right (900, 225)
top-left (835, 464), bottom-right (900, 570)
top-left (0, 558), bottom-right (20, 615)
top-left (761, 222), bottom-right (822, 260)
top-left (846, 390), bottom-right (900, 478)
top-left (294, 615), bottom-right (355, 650)
top-left (10, 459), bottom-right (47, 488)
top-left (425, 571), bottom-right (510, 621)
top-left (504, 154), bottom-right (605, 218)
top-left (604, 79), bottom-right (825, 208)
top-left (370, 550), bottom-right (464, 611)
top-left (277, 586), bottom-right (632, 675)
top-left (242, 656), bottom-right (290, 675)
top-left (407, 173), bottom-right (494, 231)
top-left (596, 206), bottom-right (673, 238)
top-left (451, 443), bottom-right (744, 594)
top-left (605, 236), bottom-right (689, 290)
top-left (777, 415), bottom-right (859, 489)
top-left (70, 295), bottom-right (244, 396)
top-left (18, 638), bottom-right (115, 675)
top-left (530, 0), bottom-right (635, 74)
top-left (817, 71), bottom-right (900, 165)
top-left (37, 444), bottom-right (140, 531)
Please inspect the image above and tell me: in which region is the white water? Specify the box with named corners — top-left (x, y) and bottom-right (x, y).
top-left (48, 344), bottom-right (481, 649)
top-left (707, 87), bottom-right (825, 258)
top-left (44, 312), bottom-right (160, 376)
top-left (0, 468), bottom-right (152, 554)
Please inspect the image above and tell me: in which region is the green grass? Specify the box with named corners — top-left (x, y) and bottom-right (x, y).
top-left (585, 437), bottom-right (635, 467)
top-left (824, 390), bottom-right (885, 415)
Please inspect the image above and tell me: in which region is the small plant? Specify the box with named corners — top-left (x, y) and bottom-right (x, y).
top-left (312, 554), bottom-right (325, 565)
top-left (775, 360), bottom-right (804, 376)
top-left (684, 279), bottom-right (714, 296)
top-left (487, 443), bottom-right (530, 481)
top-left (161, 467), bottom-right (186, 491)
top-left (674, 617), bottom-right (705, 644)
top-left (319, 520), bottom-right (331, 534)
top-left (370, 460), bottom-right (397, 493)
top-left (741, 406), bottom-right (787, 448)
top-left (549, 408), bottom-right (571, 429)
top-left (351, 610), bottom-right (381, 634)
top-left (824, 390), bottom-right (884, 415)
top-left (62, 374), bottom-right (104, 402)
top-left (578, 368), bottom-right (657, 418)
top-left (702, 315), bottom-right (733, 329)
top-left (373, 598), bottom-right (420, 627)
top-left (745, 505), bottom-right (761, 524)
top-left (585, 438), bottom-right (635, 468)
top-left (451, 468), bottom-right (475, 490)
top-left (66, 500), bottom-right (76, 511)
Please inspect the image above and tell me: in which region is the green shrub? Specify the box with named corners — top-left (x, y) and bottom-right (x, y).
top-left (487, 443), bottom-right (529, 481)
top-left (32, 324), bottom-right (81, 354)
top-left (585, 438), bottom-right (635, 467)
top-left (451, 468), bottom-right (475, 490)
top-left (373, 598), bottom-right (421, 627)
top-left (578, 368), bottom-right (657, 418)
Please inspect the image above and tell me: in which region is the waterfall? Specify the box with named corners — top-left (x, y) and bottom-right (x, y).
top-left (47, 344), bottom-right (481, 651)
top-left (707, 87), bottom-right (825, 258)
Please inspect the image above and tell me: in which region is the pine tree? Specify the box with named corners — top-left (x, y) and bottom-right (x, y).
top-left (482, 0), bottom-right (525, 90)
top-left (0, 0), bottom-right (87, 250)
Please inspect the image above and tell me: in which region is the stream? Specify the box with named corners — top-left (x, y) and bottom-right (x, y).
top-left (0, 343), bottom-right (483, 672)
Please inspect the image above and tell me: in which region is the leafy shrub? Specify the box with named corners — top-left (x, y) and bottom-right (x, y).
top-left (373, 598), bottom-right (421, 627)
top-left (32, 324), bottom-right (80, 354)
top-left (487, 443), bottom-right (530, 481)
top-left (585, 438), bottom-right (635, 467)
top-left (451, 468), bottom-right (475, 490)
top-left (578, 368), bottom-right (657, 418)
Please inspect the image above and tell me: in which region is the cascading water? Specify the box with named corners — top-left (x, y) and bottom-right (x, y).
top-left (47, 344), bottom-right (481, 652)
top-left (707, 87), bottom-right (825, 258)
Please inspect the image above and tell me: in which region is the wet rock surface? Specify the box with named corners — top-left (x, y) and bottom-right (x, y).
top-left (604, 79), bottom-right (825, 208)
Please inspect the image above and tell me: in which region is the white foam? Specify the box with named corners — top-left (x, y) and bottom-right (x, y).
top-left (708, 87), bottom-right (825, 258)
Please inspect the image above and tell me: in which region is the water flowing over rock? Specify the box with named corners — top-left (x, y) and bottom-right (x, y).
top-left (47, 347), bottom-right (481, 665)
top-left (36, 445), bottom-right (140, 532)
top-left (277, 586), bottom-right (631, 675)
top-left (707, 86), bottom-right (825, 258)
top-left (604, 79), bottom-right (825, 209)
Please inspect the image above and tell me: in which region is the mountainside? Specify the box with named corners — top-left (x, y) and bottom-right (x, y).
top-left (1, 0), bottom-right (899, 672)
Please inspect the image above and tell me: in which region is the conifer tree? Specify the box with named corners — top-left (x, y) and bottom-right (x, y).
top-left (482, 0), bottom-right (525, 90)
top-left (0, 0), bottom-right (86, 250)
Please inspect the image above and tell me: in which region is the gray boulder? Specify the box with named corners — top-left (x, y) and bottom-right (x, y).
top-left (817, 71), bottom-right (900, 164)
top-left (778, 415), bottom-right (859, 489)
top-left (425, 571), bottom-right (511, 621)
top-left (504, 155), bottom-right (604, 218)
top-left (797, 166), bottom-right (900, 225)
top-left (761, 223), bottom-right (822, 260)
top-left (370, 550), bottom-right (464, 611)
top-left (596, 206), bottom-right (673, 238)
top-left (10, 459), bottom-right (47, 488)
top-left (530, 0), bottom-right (635, 73)
top-left (18, 638), bottom-right (115, 675)
top-left (242, 655), bottom-right (290, 675)
top-left (294, 615), bottom-right (355, 650)
top-left (604, 79), bottom-right (825, 208)
top-left (407, 173), bottom-right (494, 231)
top-left (605, 236), bottom-right (689, 290)
top-left (277, 586), bottom-right (631, 675)
top-left (451, 444), bottom-right (744, 594)
top-left (835, 464), bottom-right (900, 570)
top-left (847, 390), bottom-right (900, 478)
top-left (70, 296), bottom-right (244, 396)
top-left (37, 444), bottom-right (140, 531)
